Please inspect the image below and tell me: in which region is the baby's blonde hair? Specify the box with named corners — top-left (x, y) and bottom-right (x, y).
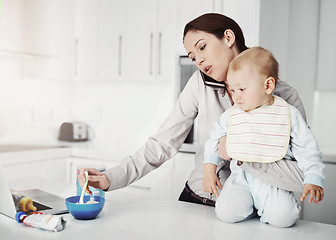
top-left (229, 46), bottom-right (279, 85)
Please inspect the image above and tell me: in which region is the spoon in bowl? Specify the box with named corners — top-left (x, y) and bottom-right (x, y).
top-left (79, 171), bottom-right (89, 204)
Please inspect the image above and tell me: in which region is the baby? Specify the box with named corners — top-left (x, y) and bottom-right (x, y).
top-left (203, 46), bottom-right (325, 228)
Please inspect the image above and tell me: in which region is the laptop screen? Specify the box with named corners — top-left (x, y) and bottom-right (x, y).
top-left (0, 164), bottom-right (17, 219)
top-left (0, 164), bottom-right (68, 218)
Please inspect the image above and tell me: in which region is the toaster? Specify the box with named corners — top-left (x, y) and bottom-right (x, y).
top-left (58, 122), bottom-right (89, 142)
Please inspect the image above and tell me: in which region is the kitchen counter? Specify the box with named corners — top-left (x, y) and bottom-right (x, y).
top-left (1, 177), bottom-right (336, 240)
top-left (0, 141), bottom-right (129, 166)
top-left (0, 142), bottom-right (335, 166)
top-left (1, 143), bottom-right (336, 227)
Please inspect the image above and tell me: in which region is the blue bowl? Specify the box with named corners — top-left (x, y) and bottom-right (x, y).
top-left (65, 195), bottom-right (105, 220)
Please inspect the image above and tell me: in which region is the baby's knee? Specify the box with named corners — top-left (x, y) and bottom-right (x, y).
top-left (264, 202), bottom-right (300, 228)
top-left (215, 198), bottom-right (254, 223)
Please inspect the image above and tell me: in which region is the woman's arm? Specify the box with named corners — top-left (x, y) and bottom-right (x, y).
top-left (103, 71), bottom-right (201, 191)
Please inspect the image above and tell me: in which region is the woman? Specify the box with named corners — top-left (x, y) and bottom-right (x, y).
top-left (79, 13), bottom-right (306, 207)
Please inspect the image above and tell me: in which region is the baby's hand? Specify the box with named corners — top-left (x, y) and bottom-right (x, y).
top-left (203, 163), bottom-right (223, 197)
top-left (301, 184), bottom-right (324, 203)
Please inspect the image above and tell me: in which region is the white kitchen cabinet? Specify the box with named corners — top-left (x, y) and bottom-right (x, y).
top-left (175, 0), bottom-right (219, 54)
top-left (155, 0), bottom-right (177, 82)
top-left (316, 0), bottom-right (336, 90)
top-left (121, 0), bottom-right (157, 81)
top-left (77, 0), bottom-right (175, 82)
top-left (128, 161), bottom-right (173, 199)
top-left (121, 152), bottom-right (195, 201)
top-left (221, 0), bottom-right (260, 48)
top-left (0, 0), bottom-right (23, 53)
top-left (67, 152), bottom-right (194, 201)
top-left (74, 0), bottom-right (98, 80)
top-left (301, 161), bottom-right (336, 225)
top-left (171, 152), bottom-right (195, 200)
top-left (175, 0), bottom-right (260, 54)
top-left (97, 0), bottom-right (176, 82)
top-left (0, 0), bottom-right (75, 80)
top-left (96, 0), bottom-right (126, 81)
top-left (69, 156), bottom-right (174, 199)
top-left (3, 158), bottom-right (69, 183)
top-left (124, 0), bottom-right (175, 82)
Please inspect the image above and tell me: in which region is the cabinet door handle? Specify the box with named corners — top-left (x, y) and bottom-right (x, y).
top-left (158, 32), bottom-right (162, 75)
top-left (150, 33), bottom-right (153, 75)
top-left (75, 39), bottom-right (78, 76)
top-left (118, 35), bottom-right (122, 75)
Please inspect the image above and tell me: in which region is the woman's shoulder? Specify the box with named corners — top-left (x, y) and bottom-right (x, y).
top-left (274, 80), bottom-right (296, 91)
top-left (274, 80), bottom-right (300, 104)
top-left (273, 80), bottom-right (307, 122)
top-left (187, 70), bottom-right (203, 87)
top-left (181, 70), bottom-right (207, 98)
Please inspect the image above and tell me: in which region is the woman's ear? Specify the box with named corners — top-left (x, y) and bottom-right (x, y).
top-left (265, 77), bottom-right (276, 94)
top-left (224, 29), bottom-right (235, 48)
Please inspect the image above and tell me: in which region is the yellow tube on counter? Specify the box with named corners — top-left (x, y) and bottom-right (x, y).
top-left (19, 196), bottom-right (37, 212)
top-left (11, 192), bottom-right (37, 212)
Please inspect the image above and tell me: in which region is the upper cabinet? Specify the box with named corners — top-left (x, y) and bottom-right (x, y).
top-left (221, 0), bottom-right (260, 48)
top-left (0, 0), bottom-right (22, 53)
top-left (96, 0), bottom-right (126, 81)
top-left (155, 0), bottom-right (177, 82)
top-left (0, 0), bottom-right (75, 80)
top-left (75, 0), bottom-right (176, 82)
top-left (175, 0), bottom-right (260, 54)
top-left (175, 0), bottom-right (218, 54)
top-left (121, 0), bottom-right (157, 81)
top-left (74, 0), bottom-right (98, 80)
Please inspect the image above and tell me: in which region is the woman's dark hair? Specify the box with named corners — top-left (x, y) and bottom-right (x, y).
top-left (183, 13), bottom-right (248, 53)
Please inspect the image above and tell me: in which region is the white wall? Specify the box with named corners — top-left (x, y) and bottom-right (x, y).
top-left (0, 53), bottom-right (176, 164)
top-left (0, 60), bottom-right (72, 143)
top-left (0, 57), bottom-right (175, 153)
top-left (312, 91), bottom-right (336, 153)
top-left (259, 0), bottom-right (319, 123)
top-left (70, 81), bottom-right (175, 154)
top-left (259, 0), bottom-right (334, 153)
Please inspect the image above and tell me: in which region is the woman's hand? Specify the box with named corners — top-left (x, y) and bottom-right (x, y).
top-left (78, 168), bottom-right (110, 195)
top-left (217, 136), bottom-right (232, 160)
top-left (203, 163), bottom-right (223, 197)
top-left (301, 184), bottom-right (324, 203)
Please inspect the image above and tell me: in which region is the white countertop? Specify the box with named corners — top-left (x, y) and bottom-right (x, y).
top-left (0, 142), bottom-right (125, 166)
top-left (1, 177), bottom-right (336, 240)
top-left (0, 142), bottom-right (335, 166)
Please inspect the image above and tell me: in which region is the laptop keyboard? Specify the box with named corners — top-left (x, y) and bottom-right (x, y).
top-left (33, 201), bottom-right (52, 211)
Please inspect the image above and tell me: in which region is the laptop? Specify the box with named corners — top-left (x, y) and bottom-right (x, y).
top-left (0, 164), bottom-right (68, 219)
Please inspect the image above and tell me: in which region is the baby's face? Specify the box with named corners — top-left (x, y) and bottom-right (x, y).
top-left (227, 66), bottom-right (272, 111)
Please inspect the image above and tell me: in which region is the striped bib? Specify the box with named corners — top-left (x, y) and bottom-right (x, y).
top-left (226, 96), bottom-right (290, 163)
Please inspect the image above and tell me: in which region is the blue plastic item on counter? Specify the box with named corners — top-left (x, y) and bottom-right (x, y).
top-left (15, 211), bottom-right (26, 223)
top-left (65, 195), bottom-right (105, 220)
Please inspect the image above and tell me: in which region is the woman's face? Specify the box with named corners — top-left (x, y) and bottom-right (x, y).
top-left (184, 30), bottom-right (237, 82)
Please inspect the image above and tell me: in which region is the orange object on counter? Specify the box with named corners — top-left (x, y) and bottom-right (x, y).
top-left (11, 192), bottom-right (37, 212)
